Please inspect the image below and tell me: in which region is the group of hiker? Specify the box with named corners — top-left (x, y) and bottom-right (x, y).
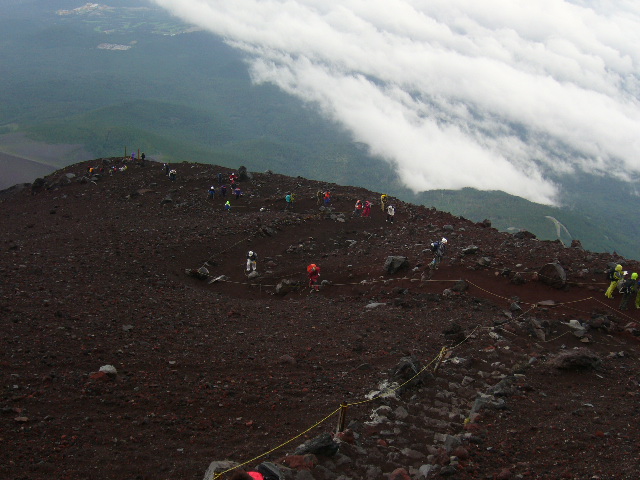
top-left (241, 238), bottom-right (445, 292)
top-left (605, 264), bottom-right (640, 310)
top-left (351, 194), bottom-right (396, 223)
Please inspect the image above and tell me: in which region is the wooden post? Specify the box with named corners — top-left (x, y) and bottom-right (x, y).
top-left (336, 403), bottom-right (348, 433)
top-left (433, 347), bottom-right (447, 373)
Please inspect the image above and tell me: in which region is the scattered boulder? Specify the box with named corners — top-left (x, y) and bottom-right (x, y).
top-left (294, 433), bottom-right (339, 457)
top-left (390, 356), bottom-right (431, 391)
top-left (186, 266), bottom-right (209, 280)
top-left (538, 263), bottom-right (567, 289)
top-left (462, 245), bottom-right (479, 255)
top-left (203, 460), bottom-right (238, 480)
top-left (275, 279), bottom-right (300, 295)
top-left (451, 279), bottom-right (469, 293)
top-left (99, 365), bottom-right (117, 376)
top-left (238, 165), bottom-right (249, 181)
top-left (477, 257), bottom-right (492, 267)
top-left (247, 271), bottom-right (260, 280)
top-left (443, 322), bottom-right (466, 343)
top-left (548, 348), bottom-right (602, 370)
top-left (384, 256), bottom-right (409, 274)
top-left (513, 230), bottom-right (537, 239)
top-left (31, 177), bottom-right (46, 195)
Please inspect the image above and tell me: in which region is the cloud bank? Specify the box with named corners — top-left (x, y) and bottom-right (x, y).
top-left (151, 0), bottom-right (640, 205)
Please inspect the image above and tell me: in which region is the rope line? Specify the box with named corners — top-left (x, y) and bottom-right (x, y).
top-left (211, 407), bottom-right (342, 480)
top-left (208, 277), bottom-right (636, 479)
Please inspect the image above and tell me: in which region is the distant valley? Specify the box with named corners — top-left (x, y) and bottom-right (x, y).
top-left (1, 1), bottom-right (638, 260)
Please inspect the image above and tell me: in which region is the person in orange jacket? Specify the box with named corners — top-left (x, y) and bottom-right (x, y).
top-left (307, 263), bottom-right (321, 291)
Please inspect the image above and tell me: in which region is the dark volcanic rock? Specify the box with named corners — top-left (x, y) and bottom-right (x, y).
top-left (383, 255), bottom-right (409, 274)
top-left (538, 262), bottom-right (567, 289)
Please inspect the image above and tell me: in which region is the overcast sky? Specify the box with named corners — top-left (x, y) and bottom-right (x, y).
top-left (151, 0), bottom-right (640, 205)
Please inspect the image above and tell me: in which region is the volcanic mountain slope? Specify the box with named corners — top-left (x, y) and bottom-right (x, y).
top-left (0, 159), bottom-right (639, 480)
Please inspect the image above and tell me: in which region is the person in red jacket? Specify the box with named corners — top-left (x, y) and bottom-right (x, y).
top-left (307, 263), bottom-right (321, 291)
top-left (361, 200), bottom-right (372, 217)
top-left (229, 471), bottom-right (263, 480)
top-left (229, 462), bottom-right (283, 480)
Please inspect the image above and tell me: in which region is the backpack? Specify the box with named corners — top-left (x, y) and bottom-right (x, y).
top-left (430, 241), bottom-right (440, 253)
top-left (607, 268), bottom-right (617, 281)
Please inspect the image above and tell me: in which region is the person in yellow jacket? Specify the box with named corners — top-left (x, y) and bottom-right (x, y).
top-left (605, 264), bottom-right (623, 298)
top-left (380, 194), bottom-right (388, 212)
top-left (633, 273), bottom-right (640, 309)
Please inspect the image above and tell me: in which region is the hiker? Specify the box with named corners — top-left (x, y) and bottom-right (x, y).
top-left (131, 152), bottom-right (135, 163)
top-left (229, 172), bottom-right (238, 188)
top-left (620, 272), bottom-right (637, 310)
top-left (285, 193), bottom-right (294, 210)
top-left (217, 172), bottom-right (223, 184)
top-left (164, 163), bottom-right (170, 176)
top-left (380, 193), bottom-right (388, 212)
top-left (361, 200), bottom-right (372, 217)
top-left (224, 200), bottom-right (231, 212)
top-left (605, 264), bottom-right (624, 298)
top-left (140, 152), bottom-right (145, 165)
top-left (246, 250), bottom-right (258, 272)
top-left (316, 190), bottom-right (324, 205)
top-left (169, 169), bottom-right (177, 181)
top-left (323, 191), bottom-right (331, 205)
top-left (228, 462), bottom-right (283, 480)
top-left (208, 186), bottom-right (216, 199)
top-left (221, 185), bottom-right (227, 197)
top-left (353, 199), bottom-right (363, 216)
top-left (429, 238), bottom-right (447, 270)
top-left (307, 263), bottom-right (321, 291)
top-left (234, 187), bottom-right (242, 200)
top-left (386, 204), bottom-right (395, 223)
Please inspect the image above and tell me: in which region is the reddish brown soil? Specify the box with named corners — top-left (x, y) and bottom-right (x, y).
top-left (1, 159), bottom-right (639, 480)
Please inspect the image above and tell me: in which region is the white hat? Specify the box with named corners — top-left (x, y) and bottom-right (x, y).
top-left (441, 238), bottom-right (448, 244)
top-left (248, 251), bottom-right (254, 256)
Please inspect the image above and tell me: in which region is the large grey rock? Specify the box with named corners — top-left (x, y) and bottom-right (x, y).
top-left (275, 279), bottom-right (300, 295)
top-left (294, 433), bottom-right (339, 457)
top-left (538, 263), bottom-right (567, 289)
top-left (202, 460), bottom-right (238, 480)
top-left (548, 348), bottom-right (602, 370)
top-left (451, 280), bottom-right (469, 293)
top-left (384, 256), bottom-right (409, 274)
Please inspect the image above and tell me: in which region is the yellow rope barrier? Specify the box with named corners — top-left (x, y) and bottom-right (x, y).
top-left (212, 407), bottom-right (342, 480)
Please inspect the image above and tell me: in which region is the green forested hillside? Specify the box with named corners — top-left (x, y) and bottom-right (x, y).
top-left (1, 2), bottom-right (638, 259)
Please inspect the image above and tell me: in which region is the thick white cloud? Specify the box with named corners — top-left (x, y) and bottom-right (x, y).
top-left (152, 0), bottom-right (640, 205)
